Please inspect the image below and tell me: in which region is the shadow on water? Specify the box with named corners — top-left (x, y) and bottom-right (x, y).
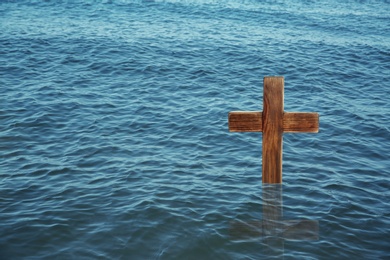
top-left (229, 184), bottom-right (319, 258)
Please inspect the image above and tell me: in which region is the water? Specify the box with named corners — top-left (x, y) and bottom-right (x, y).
top-left (1, 0), bottom-right (389, 259)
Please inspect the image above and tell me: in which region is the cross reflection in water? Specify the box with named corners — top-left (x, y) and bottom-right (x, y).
top-left (230, 185), bottom-right (319, 257)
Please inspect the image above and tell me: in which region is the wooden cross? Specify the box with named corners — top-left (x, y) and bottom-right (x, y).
top-left (228, 76), bottom-right (319, 183)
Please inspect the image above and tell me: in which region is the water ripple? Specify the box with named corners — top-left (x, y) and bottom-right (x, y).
top-left (1, 0), bottom-right (390, 259)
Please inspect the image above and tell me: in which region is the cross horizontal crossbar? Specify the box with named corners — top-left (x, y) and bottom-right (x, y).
top-left (228, 111), bottom-right (319, 133)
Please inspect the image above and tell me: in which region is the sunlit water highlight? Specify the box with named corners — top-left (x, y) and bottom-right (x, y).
top-left (1, 0), bottom-right (389, 259)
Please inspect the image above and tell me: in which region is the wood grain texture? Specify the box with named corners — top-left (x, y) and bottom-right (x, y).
top-left (227, 76), bottom-right (320, 184)
top-left (283, 112), bottom-right (319, 133)
top-left (229, 111), bottom-right (319, 133)
top-left (262, 77), bottom-right (284, 184)
top-left (228, 111), bottom-right (263, 132)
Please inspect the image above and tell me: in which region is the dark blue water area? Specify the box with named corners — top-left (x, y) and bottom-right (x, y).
top-left (1, 0), bottom-right (390, 259)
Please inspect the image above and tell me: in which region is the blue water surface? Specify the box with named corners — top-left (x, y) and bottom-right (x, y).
top-left (1, 0), bottom-right (390, 259)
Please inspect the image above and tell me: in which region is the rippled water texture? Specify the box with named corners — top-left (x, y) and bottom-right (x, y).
top-left (1, 0), bottom-right (389, 259)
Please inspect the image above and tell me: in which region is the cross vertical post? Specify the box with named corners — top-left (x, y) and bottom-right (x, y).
top-left (228, 76), bottom-right (319, 183)
top-left (263, 77), bottom-right (284, 183)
